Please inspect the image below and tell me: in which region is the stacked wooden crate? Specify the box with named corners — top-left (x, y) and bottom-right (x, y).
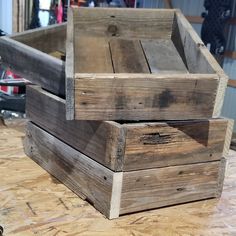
top-left (0, 8), bottom-right (233, 219)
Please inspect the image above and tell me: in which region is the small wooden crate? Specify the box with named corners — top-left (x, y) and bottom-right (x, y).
top-left (65, 8), bottom-right (228, 120)
top-left (26, 85), bottom-right (233, 172)
top-left (0, 8), bottom-right (228, 121)
top-left (24, 121), bottom-right (227, 219)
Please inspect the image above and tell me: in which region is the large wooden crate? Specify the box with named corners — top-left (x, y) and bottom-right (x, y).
top-left (0, 8), bottom-right (228, 121)
top-left (26, 85), bottom-right (233, 172)
top-left (25, 85), bottom-right (233, 218)
top-left (24, 121), bottom-right (227, 219)
top-left (65, 8), bottom-right (228, 120)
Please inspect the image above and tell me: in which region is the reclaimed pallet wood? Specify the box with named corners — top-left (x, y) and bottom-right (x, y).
top-left (75, 37), bottom-right (113, 73)
top-left (0, 9), bottom-right (227, 120)
top-left (0, 24), bottom-right (66, 97)
top-left (24, 121), bottom-right (226, 219)
top-left (141, 39), bottom-right (188, 73)
top-left (109, 38), bottom-right (150, 73)
top-left (65, 8), bottom-right (228, 120)
top-left (26, 85), bottom-right (233, 172)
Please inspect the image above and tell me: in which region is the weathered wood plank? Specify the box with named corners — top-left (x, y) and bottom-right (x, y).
top-left (72, 8), bottom-right (175, 39)
top-left (66, 8), bottom-right (75, 120)
top-left (123, 119), bottom-right (229, 171)
top-left (223, 119), bottom-right (234, 157)
top-left (109, 39), bottom-right (150, 73)
top-left (73, 74), bottom-right (219, 120)
top-left (75, 37), bottom-right (113, 73)
top-left (24, 121), bottom-right (122, 219)
top-left (174, 11), bottom-right (228, 117)
top-left (11, 23), bottom-right (66, 53)
top-left (0, 37), bottom-right (65, 97)
top-left (141, 39), bottom-right (188, 73)
top-left (26, 86), bottom-right (125, 171)
top-left (120, 159), bottom-right (225, 215)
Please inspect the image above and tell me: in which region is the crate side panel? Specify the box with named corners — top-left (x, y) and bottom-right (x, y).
top-left (120, 160), bottom-right (223, 215)
top-left (0, 37), bottom-right (65, 96)
top-left (173, 11), bottom-right (227, 76)
top-left (24, 122), bottom-right (114, 218)
top-left (72, 8), bottom-right (175, 39)
top-left (74, 75), bottom-right (218, 120)
top-left (11, 23), bottom-right (66, 54)
top-left (123, 119), bottom-right (228, 171)
top-left (26, 86), bottom-right (124, 171)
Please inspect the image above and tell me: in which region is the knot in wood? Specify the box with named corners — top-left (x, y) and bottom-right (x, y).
top-left (108, 25), bottom-right (118, 35)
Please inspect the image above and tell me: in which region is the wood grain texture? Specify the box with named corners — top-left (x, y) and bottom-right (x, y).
top-left (213, 75), bottom-right (228, 118)
top-left (141, 39), bottom-right (188, 73)
top-left (26, 86), bottom-right (125, 171)
top-left (72, 7), bottom-right (175, 39)
top-left (0, 37), bottom-right (65, 97)
top-left (75, 37), bottom-right (113, 73)
top-left (109, 39), bottom-right (150, 73)
top-left (122, 119), bottom-right (228, 171)
top-left (120, 160), bottom-right (225, 215)
top-left (24, 122), bottom-right (119, 219)
top-left (216, 158), bottom-right (226, 197)
top-left (73, 74), bottom-right (219, 120)
top-left (174, 11), bottom-right (228, 117)
top-left (66, 8), bottom-right (75, 120)
top-left (11, 23), bottom-right (66, 54)
top-left (223, 119), bottom-right (234, 157)
top-left (173, 11), bottom-right (216, 74)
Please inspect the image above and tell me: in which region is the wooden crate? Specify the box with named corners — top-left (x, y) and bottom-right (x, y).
top-left (0, 23), bottom-right (66, 97)
top-left (0, 8), bottom-right (228, 121)
top-left (65, 8), bottom-right (228, 120)
top-left (26, 85), bottom-right (233, 172)
top-left (24, 121), bottom-right (227, 219)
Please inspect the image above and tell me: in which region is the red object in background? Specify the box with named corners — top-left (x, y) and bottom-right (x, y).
top-left (56, 1), bottom-right (63, 23)
top-left (70, 0), bottom-right (87, 7)
top-left (0, 69), bottom-right (28, 95)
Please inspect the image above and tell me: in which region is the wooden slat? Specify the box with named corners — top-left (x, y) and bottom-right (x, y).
top-left (75, 37), bottom-right (113, 73)
top-left (120, 159), bottom-right (225, 215)
top-left (11, 23), bottom-right (67, 54)
top-left (109, 39), bottom-right (150, 73)
top-left (223, 119), bottom-right (234, 157)
top-left (24, 121), bottom-right (123, 219)
top-left (66, 8), bottom-right (75, 120)
top-left (174, 11), bottom-right (228, 118)
top-left (0, 37), bottom-right (65, 97)
top-left (72, 7), bottom-right (175, 39)
top-left (141, 39), bottom-right (188, 74)
top-left (73, 74), bottom-right (219, 120)
top-left (26, 86), bottom-right (125, 171)
top-left (123, 119), bottom-right (229, 171)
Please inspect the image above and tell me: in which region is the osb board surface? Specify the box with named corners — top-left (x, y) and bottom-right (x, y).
top-left (0, 125), bottom-right (236, 236)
